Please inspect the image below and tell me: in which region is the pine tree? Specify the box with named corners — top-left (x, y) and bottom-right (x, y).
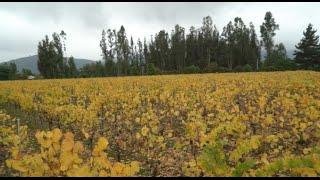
top-left (294, 23), bottom-right (320, 69)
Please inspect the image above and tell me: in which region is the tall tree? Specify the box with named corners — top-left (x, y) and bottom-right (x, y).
top-left (60, 30), bottom-right (67, 57)
top-left (148, 35), bottom-right (157, 67)
top-left (248, 22), bottom-right (261, 70)
top-left (137, 38), bottom-right (144, 75)
top-left (233, 17), bottom-right (249, 67)
top-left (8, 62), bottom-right (17, 80)
top-left (68, 56), bottom-right (77, 78)
top-left (38, 31), bottom-right (71, 78)
top-left (38, 35), bottom-right (56, 78)
top-left (130, 36), bottom-right (135, 65)
top-left (116, 26), bottom-right (129, 75)
top-left (200, 16), bottom-right (213, 67)
top-left (171, 24), bottom-right (186, 72)
top-left (260, 11), bottom-right (279, 62)
top-left (186, 26), bottom-right (198, 67)
top-left (100, 29), bottom-right (108, 66)
top-left (222, 21), bottom-right (235, 70)
top-left (143, 38), bottom-right (149, 73)
top-left (52, 32), bottom-right (65, 78)
top-left (106, 29), bottom-right (116, 76)
top-left (155, 30), bottom-right (170, 70)
top-left (294, 23), bottom-right (320, 69)
top-left (273, 43), bottom-right (287, 60)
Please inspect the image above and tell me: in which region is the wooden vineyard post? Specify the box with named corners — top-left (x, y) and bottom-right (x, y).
top-left (17, 118), bottom-right (20, 135)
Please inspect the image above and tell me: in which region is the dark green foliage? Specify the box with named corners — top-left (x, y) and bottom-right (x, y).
top-left (219, 18), bottom-right (261, 71)
top-left (36, 12), bottom-right (320, 80)
top-left (183, 65), bottom-right (201, 74)
top-left (233, 64), bottom-right (253, 72)
top-left (146, 63), bottom-right (161, 75)
top-left (116, 26), bottom-right (130, 76)
top-left (8, 63), bottom-right (17, 80)
top-left (232, 158), bottom-right (256, 177)
top-left (216, 67), bottom-right (232, 73)
top-left (242, 64), bottom-right (253, 72)
top-left (37, 30), bottom-right (78, 79)
top-left (311, 64), bottom-right (320, 71)
top-left (67, 56), bottom-right (78, 78)
top-left (294, 23), bottom-right (320, 69)
top-left (93, 13), bottom-right (316, 77)
top-left (261, 59), bottom-right (297, 71)
top-left (105, 59), bottom-right (116, 76)
top-left (20, 68), bottom-right (33, 79)
top-left (0, 63), bottom-right (17, 80)
top-left (233, 65), bottom-right (243, 72)
top-left (0, 64), bottom-right (10, 80)
top-left (204, 62), bottom-right (219, 73)
top-left (262, 43), bottom-right (298, 71)
top-left (260, 11), bottom-right (279, 61)
top-left (198, 141), bottom-right (229, 176)
top-left (129, 62), bottom-right (140, 76)
top-left (79, 61), bottom-right (105, 78)
top-left (170, 24), bottom-right (186, 72)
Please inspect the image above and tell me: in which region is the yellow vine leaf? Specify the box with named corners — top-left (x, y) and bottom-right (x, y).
top-left (52, 128), bottom-right (62, 142)
top-left (96, 137), bottom-right (108, 151)
top-left (141, 126), bottom-right (149, 137)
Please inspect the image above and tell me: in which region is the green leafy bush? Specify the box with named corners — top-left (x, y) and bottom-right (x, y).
top-left (183, 65), bottom-right (201, 74)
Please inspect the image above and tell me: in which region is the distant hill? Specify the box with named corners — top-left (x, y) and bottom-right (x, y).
top-left (1, 55), bottom-right (96, 74)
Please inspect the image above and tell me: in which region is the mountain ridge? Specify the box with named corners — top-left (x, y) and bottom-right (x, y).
top-left (1, 55), bottom-right (96, 74)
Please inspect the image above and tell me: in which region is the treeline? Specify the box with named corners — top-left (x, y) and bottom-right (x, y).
top-left (96, 15), bottom-right (264, 76)
top-left (89, 11), bottom-right (320, 77)
top-left (3, 11), bottom-right (320, 80)
top-left (0, 63), bottom-right (33, 80)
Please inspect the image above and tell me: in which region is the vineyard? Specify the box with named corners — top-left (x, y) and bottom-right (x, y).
top-left (0, 71), bottom-right (320, 176)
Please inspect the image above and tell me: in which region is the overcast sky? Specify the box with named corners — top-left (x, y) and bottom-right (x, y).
top-left (1, 2), bottom-right (320, 62)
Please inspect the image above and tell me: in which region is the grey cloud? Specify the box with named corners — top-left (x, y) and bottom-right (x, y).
top-left (0, 2), bottom-right (107, 29)
top-left (1, 2), bottom-right (320, 61)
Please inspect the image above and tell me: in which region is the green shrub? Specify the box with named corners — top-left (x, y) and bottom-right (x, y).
top-left (146, 63), bottom-right (161, 75)
top-left (204, 62), bottom-right (218, 73)
top-left (233, 65), bottom-right (243, 72)
top-left (242, 64), bottom-right (253, 72)
top-left (216, 67), bottom-right (232, 73)
top-left (183, 65), bottom-right (201, 74)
